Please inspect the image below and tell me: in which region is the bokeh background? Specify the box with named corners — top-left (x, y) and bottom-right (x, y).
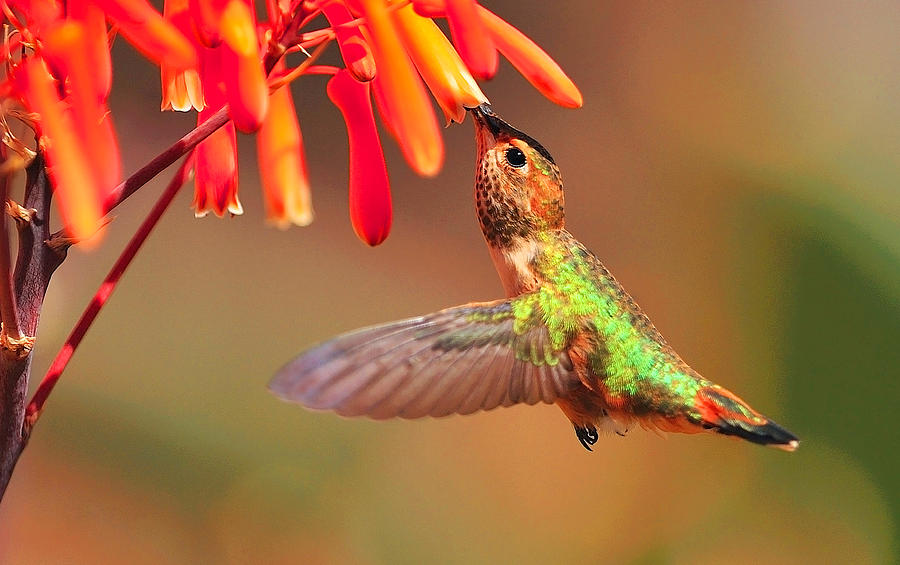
top-left (1, 2), bottom-right (898, 563)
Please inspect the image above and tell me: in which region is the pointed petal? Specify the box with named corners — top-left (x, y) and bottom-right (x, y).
top-left (477, 6), bottom-right (582, 108)
top-left (358, 0), bottom-right (443, 177)
top-left (92, 0), bottom-right (198, 71)
top-left (258, 74), bottom-right (313, 228)
top-left (15, 58), bottom-right (103, 241)
top-left (392, 5), bottom-right (487, 124)
top-left (445, 0), bottom-right (497, 79)
top-left (321, 2), bottom-right (376, 82)
top-left (219, 0), bottom-right (268, 132)
top-left (327, 69), bottom-right (392, 246)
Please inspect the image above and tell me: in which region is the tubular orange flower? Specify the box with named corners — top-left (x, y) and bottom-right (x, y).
top-left (477, 6), bottom-right (582, 108)
top-left (392, 4), bottom-right (487, 124)
top-left (192, 47), bottom-right (241, 218)
top-left (257, 74), bottom-right (313, 228)
top-left (161, 0), bottom-right (205, 111)
top-left (219, 0), bottom-right (268, 132)
top-left (92, 0), bottom-right (198, 71)
top-left (358, 0), bottom-right (443, 177)
top-left (192, 115), bottom-right (241, 217)
top-left (14, 58), bottom-right (103, 241)
top-left (444, 0), bottom-right (496, 80)
top-left (41, 21), bottom-right (121, 199)
top-left (66, 0), bottom-right (112, 99)
top-left (188, 0), bottom-right (228, 47)
top-left (327, 69), bottom-right (391, 246)
top-left (4, 0), bottom-right (62, 35)
top-left (321, 2), bottom-right (376, 82)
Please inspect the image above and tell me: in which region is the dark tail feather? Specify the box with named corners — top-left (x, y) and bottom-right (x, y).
top-left (695, 386), bottom-right (799, 451)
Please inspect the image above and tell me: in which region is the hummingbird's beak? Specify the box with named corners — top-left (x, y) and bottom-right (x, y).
top-left (467, 103), bottom-right (506, 138)
top-left (467, 104), bottom-right (557, 165)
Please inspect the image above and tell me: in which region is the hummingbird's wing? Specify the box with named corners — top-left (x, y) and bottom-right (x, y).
top-left (269, 297), bottom-right (578, 419)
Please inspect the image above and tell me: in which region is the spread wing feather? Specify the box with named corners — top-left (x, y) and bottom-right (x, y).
top-left (269, 297), bottom-right (578, 419)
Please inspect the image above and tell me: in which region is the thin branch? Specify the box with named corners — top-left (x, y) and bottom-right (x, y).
top-left (0, 153), bottom-right (60, 499)
top-left (23, 158), bottom-right (192, 433)
top-left (0, 156), bottom-right (22, 346)
top-left (104, 107), bottom-right (229, 214)
top-left (268, 37), bottom-right (333, 92)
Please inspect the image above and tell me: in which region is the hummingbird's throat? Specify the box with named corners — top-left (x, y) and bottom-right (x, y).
top-left (474, 154), bottom-right (537, 248)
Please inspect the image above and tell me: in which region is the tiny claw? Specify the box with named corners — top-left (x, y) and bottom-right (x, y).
top-left (574, 424), bottom-right (598, 452)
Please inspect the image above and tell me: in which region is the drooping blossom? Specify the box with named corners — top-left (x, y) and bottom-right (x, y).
top-left (257, 63), bottom-right (313, 228)
top-left (328, 69), bottom-right (391, 246)
top-left (2, 0), bottom-right (582, 245)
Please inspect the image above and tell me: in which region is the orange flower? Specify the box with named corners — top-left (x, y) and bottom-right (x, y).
top-left (219, 0), bottom-right (268, 132)
top-left (257, 72), bottom-right (313, 228)
top-left (161, 0), bottom-right (205, 111)
top-left (477, 6), bottom-right (582, 108)
top-left (188, 0), bottom-right (228, 47)
top-left (358, 0), bottom-right (443, 177)
top-left (67, 0), bottom-right (112, 99)
top-left (392, 4), bottom-right (487, 124)
top-left (14, 58), bottom-right (104, 241)
top-left (192, 114), bottom-right (241, 217)
top-left (444, 0), bottom-right (496, 80)
top-left (327, 69), bottom-right (391, 246)
top-left (412, 0), bottom-right (582, 108)
top-left (192, 47), bottom-right (241, 217)
top-left (4, 0), bottom-right (62, 36)
top-left (41, 21), bottom-right (121, 195)
top-left (321, 2), bottom-right (376, 82)
top-left (4, 0), bottom-right (583, 247)
top-left (92, 0), bottom-right (198, 71)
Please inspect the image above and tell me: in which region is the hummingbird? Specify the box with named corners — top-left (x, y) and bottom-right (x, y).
top-left (269, 104), bottom-right (799, 452)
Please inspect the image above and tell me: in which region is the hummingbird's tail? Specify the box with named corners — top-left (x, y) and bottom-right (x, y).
top-left (693, 385), bottom-right (799, 451)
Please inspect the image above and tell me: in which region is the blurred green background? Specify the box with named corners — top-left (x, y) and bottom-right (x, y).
top-left (1, 2), bottom-right (898, 563)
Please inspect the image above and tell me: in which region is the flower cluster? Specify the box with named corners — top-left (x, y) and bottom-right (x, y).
top-left (1, 0), bottom-right (581, 245)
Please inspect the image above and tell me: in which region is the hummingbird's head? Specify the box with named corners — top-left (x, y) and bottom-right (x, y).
top-left (469, 104), bottom-right (564, 247)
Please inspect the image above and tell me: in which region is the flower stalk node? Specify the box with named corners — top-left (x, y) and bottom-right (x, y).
top-left (0, 325), bottom-right (34, 360)
top-left (45, 216), bottom-right (114, 254)
top-left (5, 199), bottom-right (35, 225)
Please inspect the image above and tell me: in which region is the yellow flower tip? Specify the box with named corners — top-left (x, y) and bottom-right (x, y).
top-left (227, 199), bottom-right (244, 216)
top-left (258, 61), bottom-right (314, 229)
top-left (161, 69), bottom-right (206, 111)
top-left (160, 2), bottom-right (206, 112)
top-left (220, 0), bottom-right (258, 57)
top-left (392, 5), bottom-right (487, 127)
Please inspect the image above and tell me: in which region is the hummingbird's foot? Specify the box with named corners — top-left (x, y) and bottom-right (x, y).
top-left (574, 424), bottom-right (598, 451)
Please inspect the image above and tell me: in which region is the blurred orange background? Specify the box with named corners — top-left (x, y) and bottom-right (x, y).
top-left (1, 2), bottom-right (897, 563)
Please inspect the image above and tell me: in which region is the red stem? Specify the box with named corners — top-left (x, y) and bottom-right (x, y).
top-left (23, 158), bottom-right (192, 431)
top-left (104, 107), bottom-right (229, 214)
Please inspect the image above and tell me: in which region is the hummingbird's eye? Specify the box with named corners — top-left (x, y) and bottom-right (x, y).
top-left (505, 147), bottom-right (527, 168)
